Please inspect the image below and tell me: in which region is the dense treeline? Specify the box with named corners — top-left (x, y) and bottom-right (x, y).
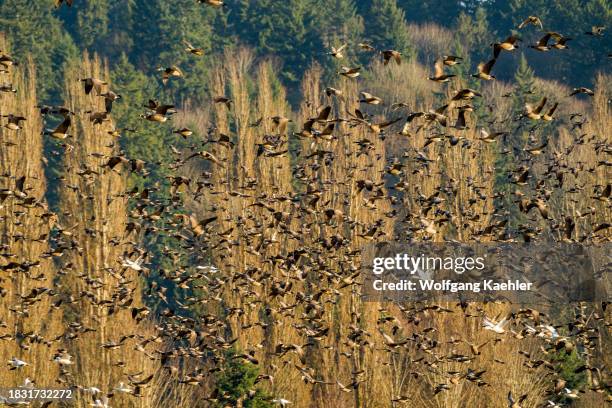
top-left (1, 0), bottom-right (610, 101)
top-left (1, 0), bottom-right (609, 211)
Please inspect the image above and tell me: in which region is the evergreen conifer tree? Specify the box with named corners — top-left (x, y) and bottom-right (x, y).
top-left (74, 0), bottom-right (110, 49)
top-left (366, 0), bottom-right (411, 56)
top-left (513, 53), bottom-right (536, 108)
top-left (233, 0), bottom-right (322, 84)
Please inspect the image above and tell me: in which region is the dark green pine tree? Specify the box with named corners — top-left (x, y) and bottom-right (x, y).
top-left (318, 0), bottom-right (364, 46)
top-left (550, 349), bottom-right (587, 405)
top-left (58, 0), bottom-right (137, 62)
top-left (74, 0), bottom-right (110, 50)
top-left (129, 0), bottom-right (219, 99)
top-left (365, 0), bottom-right (412, 56)
top-left (490, 52), bottom-right (535, 231)
top-left (316, 0), bottom-right (365, 82)
top-left (513, 53), bottom-right (537, 109)
top-left (0, 0), bottom-right (78, 100)
top-left (103, 0), bottom-right (138, 61)
top-left (214, 349), bottom-right (273, 408)
top-left (455, 7), bottom-right (492, 64)
top-left (232, 0), bottom-right (323, 84)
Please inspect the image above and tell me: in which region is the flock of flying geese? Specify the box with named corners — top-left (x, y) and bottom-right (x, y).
top-left (0, 2), bottom-right (610, 408)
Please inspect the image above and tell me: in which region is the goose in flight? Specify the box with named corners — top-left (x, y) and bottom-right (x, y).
top-left (507, 391), bottom-right (527, 408)
top-left (338, 66), bottom-right (361, 78)
top-left (561, 388), bottom-right (580, 399)
top-left (2, 114), bottom-right (26, 131)
top-left (80, 77), bottom-right (107, 95)
top-left (120, 256), bottom-right (145, 272)
top-left (529, 33), bottom-right (554, 51)
top-left (442, 55), bottom-right (462, 65)
top-left (90, 396), bottom-right (111, 408)
top-left (525, 97), bottom-right (548, 120)
top-left (429, 59), bottom-right (456, 82)
top-left (113, 382), bottom-right (133, 394)
top-left (44, 116), bottom-right (72, 139)
top-left (382, 49), bottom-right (401, 65)
top-left (359, 92), bottom-right (383, 105)
top-left (8, 357), bottom-right (28, 370)
top-left (328, 44), bottom-right (347, 59)
top-left (492, 35), bottom-right (520, 58)
top-left (518, 15), bottom-right (543, 30)
top-left (54, 354), bottom-right (74, 365)
top-left (539, 324), bottom-right (560, 339)
top-left (21, 378), bottom-right (35, 389)
top-left (159, 66), bottom-right (183, 85)
top-left (272, 398), bottom-right (292, 407)
top-left (569, 87), bottom-right (594, 96)
top-left (483, 316), bottom-right (509, 334)
top-left (473, 58), bottom-right (496, 80)
top-left (183, 40), bottom-right (204, 56)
